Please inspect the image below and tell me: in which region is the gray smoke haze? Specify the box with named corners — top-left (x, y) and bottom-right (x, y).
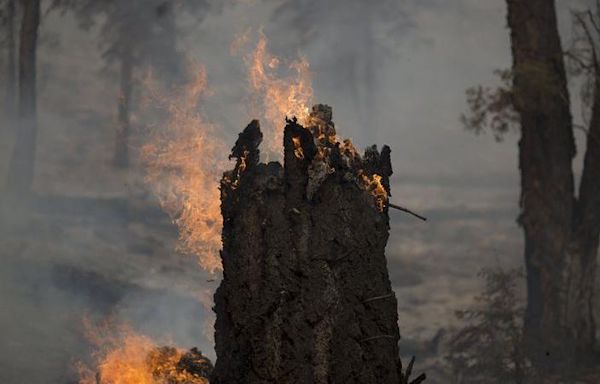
top-left (0, 0), bottom-right (594, 383)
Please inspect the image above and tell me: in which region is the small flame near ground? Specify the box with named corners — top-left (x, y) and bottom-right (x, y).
top-left (141, 66), bottom-right (227, 274)
top-left (77, 318), bottom-right (208, 384)
top-left (77, 322), bottom-right (156, 384)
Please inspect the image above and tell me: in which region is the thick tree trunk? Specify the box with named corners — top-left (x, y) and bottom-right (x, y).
top-left (6, 0), bottom-right (40, 197)
top-left (565, 72), bottom-right (600, 358)
top-left (213, 107), bottom-right (402, 384)
top-left (5, 0), bottom-right (17, 121)
top-left (113, 48), bottom-right (133, 168)
top-left (507, 0), bottom-right (598, 367)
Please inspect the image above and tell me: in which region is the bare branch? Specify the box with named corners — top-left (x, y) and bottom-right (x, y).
top-left (388, 203), bottom-right (427, 221)
top-left (565, 50), bottom-right (592, 72)
top-left (574, 11), bottom-right (598, 71)
top-left (362, 293), bottom-right (394, 303)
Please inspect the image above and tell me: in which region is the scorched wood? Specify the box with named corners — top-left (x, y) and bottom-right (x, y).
top-left (213, 105), bottom-right (410, 384)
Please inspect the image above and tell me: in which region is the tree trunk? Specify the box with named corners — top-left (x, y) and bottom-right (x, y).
top-left (5, 0), bottom-right (17, 122)
top-left (213, 107), bottom-right (402, 384)
top-left (565, 69), bottom-right (600, 358)
top-left (113, 47), bottom-right (133, 168)
top-left (6, 0), bottom-right (40, 197)
top-left (507, 0), bottom-right (598, 367)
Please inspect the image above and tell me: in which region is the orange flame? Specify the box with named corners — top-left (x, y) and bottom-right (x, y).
top-left (242, 30), bottom-right (313, 156)
top-left (292, 136), bottom-right (304, 159)
top-left (78, 326), bottom-right (156, 384)
top-left (77, 320), bottom-right (208, 384)
top-left (360, 173), bottom-right (388, 212)
top-left (142, 67), bottom-right (227, 274)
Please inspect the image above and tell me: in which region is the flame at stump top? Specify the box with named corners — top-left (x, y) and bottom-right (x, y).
top-left (222, 104), bottom-right (393, 213)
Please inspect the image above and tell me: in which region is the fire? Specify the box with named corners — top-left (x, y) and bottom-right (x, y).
top-left (232, 150), bottom-right (250, 189)
top-left (360, 172), bottom-right (388, 212)
top-left (77, 320), bottom-right (209, 384)
top-left (142, 66), bottom-right (227, 274)
top-left (242, 30), bottom-right (313, 155)
top-left (340, 139), bottom-right (360, 158)
top-left (292, 136), bottom-right (304, 159)
top-left (238, 34), bottom-right (388, 212)
top-left (299, 104), bottom-right (387, 211)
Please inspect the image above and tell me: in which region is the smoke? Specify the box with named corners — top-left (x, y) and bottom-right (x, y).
top-left (0, 0), bottom-right (591, 383)
top-left (268, 0), bottom-right (418, 144)
top-left (0, 4), bottom-right (217, 383)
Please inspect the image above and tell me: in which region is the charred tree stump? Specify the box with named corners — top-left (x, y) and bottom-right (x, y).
top-left (213, 106), bottom-right (409, 384)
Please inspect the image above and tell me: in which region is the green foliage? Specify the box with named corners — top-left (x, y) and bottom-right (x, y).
top-left (460, 70), bottom-right (519, 142)
top-left (446, 267), bottom-right (532, 384)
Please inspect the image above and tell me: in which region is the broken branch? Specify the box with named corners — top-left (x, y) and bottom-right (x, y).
top-left (388, 203), bottom-right (427, 221)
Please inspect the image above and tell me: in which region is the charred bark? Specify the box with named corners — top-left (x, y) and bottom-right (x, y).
top-left (6, 0), bottom-right (39, 197)
top-left (507, 0), bottom-right (599, 367)
top-left (213, 107), bottom-right (405, 384)
top-left (113, 46), bottom-right (133, 168)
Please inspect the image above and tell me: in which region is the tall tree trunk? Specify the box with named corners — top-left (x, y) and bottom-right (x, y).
top-left (6, 0), bottom-right (40, 197)
top-left (5, 0), bottom-right (17, 121)
top-left (566, 69), bottom-right (600, 358)
top-left (507, 0), bottom-right (598, 368)
top-left (113, 47), bottom-right (133, 168)
top-left (213, 109), bottom-right (402, 384)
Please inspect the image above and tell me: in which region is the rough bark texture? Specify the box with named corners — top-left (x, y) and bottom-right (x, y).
top-left (507, 0), bottom-right (600, 366)
top-left (571, 61), bottom-right (600, 355)
top-left (212, 107), bottom-right (402, 384)
top-left (113, 47), bottom-right (133, 168)
top-left (6, 0), bottom-right (40, 196)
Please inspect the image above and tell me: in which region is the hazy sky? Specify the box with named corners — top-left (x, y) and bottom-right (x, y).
top-left (0, 0), bottom-right (595, 382)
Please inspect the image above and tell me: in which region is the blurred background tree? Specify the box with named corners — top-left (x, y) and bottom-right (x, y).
top-left (461, 0), bottom-right (600, 372)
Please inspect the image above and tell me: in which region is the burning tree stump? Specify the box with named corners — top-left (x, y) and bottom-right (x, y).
top-left (213, 105), bottom-right (411, 384)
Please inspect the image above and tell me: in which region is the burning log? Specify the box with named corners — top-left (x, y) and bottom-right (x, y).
top-left (147, 347), bottom-right (213, 384)
top-left (213, 105), bottom-right (424, 383)
top-left (86, 343), bottom-right (212, 384)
